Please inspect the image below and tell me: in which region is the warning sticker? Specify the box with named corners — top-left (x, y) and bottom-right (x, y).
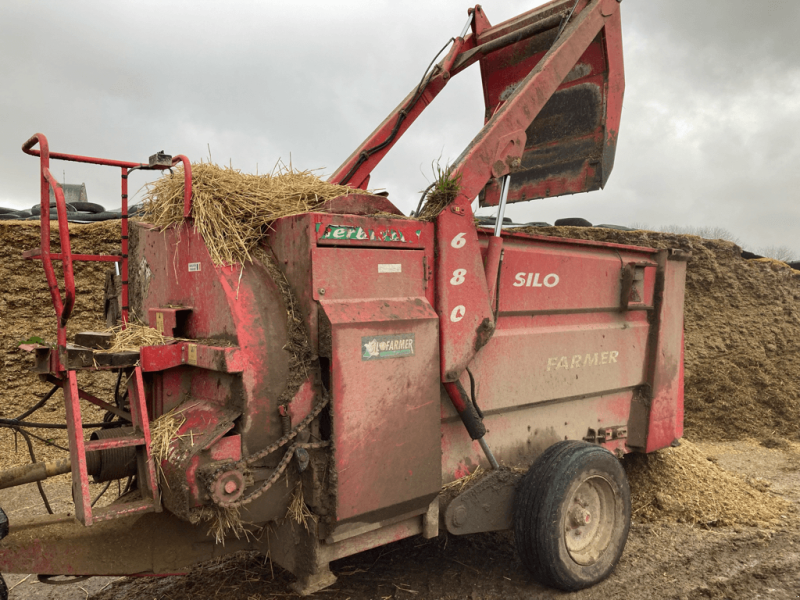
top-left (378, 263), bottom-right (402, 273)
top-left (188, 262), bottom-right (201, 272)
top-left (362, 333), bottom-right (415, 361)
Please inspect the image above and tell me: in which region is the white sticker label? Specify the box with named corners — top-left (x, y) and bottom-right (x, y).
top-left (188, 262), bottom-right (201, 272)
top-left (378, 264), bottom-right (402, 273)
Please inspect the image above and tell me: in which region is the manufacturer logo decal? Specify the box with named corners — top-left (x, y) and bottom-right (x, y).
top-left (318, 224), bottom-right (422, 243)
top-left (362, 333), bottom-right (415, 360)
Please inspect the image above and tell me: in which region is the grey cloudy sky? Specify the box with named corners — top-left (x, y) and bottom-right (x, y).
top-left (1, 1), bottom-right (798, 255)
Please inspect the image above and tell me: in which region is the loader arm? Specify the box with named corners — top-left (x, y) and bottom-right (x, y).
top-left (331, 0), bottom-right (623, 382)
top-left (438, 0), bottom-right (623, 382)
top-left (331, 0), bottom-right (625, 458)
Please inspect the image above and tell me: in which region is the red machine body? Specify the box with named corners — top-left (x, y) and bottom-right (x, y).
top-left (0, 0), bottom-right (687, 595)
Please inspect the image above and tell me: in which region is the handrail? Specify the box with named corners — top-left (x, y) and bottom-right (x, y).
top-left (22, 133), bottom-right (76, 367)
top-left (22, 141), bottom-right (145, 170)
top-left (22, 134), bottom-right (195, 334)
top-left (172, 155), bottom-right (193, 218)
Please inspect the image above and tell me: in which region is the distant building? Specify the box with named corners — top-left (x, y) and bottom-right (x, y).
top-left (49, 183), bottom-right (88, 204)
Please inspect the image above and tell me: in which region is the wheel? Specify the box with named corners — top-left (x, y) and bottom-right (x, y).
top-left (514, 441), bottom-right (631, 591)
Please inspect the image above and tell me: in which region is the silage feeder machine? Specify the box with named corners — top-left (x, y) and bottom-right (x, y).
top-left (0, 0), bottom-right (687, 595)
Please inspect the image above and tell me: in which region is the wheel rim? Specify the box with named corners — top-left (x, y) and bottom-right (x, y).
top-left (563, 475), bottom-right (617, 566)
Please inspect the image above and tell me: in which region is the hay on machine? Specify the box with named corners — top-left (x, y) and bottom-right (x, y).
top-left (142, 161), bottom-right (371, 266)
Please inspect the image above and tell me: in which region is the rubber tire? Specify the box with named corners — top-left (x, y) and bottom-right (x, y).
top-left (69, 201), bottom-right (105, 214)
top-left (554, 217), bottom-right (592, 227)
top-left (31, 202), bottom-right (77, 216)
top-left (514, 441), bottom-right (631, 591)
top-left (0, 573), bottom-right (7, 600)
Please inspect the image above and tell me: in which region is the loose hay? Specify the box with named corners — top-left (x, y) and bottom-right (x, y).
top-left (625, 439), bottom-right (790, 527)
top-left (99, 321), bottom-right (177, 353)
top-left (192, 504), bottom-right (250, 546)
top-left (286, 481), bottom-right (317, 532)
top-left (150, 405), bottom-right (189, 466)
top-left (143, 162), bottom-right (370, 266)
top-left (441, 466), bottom-right (484, 493)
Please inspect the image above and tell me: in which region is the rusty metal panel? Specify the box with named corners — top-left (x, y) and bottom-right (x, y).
top-left (644, 253), bottom-right (688, 452)
top-left (441, 389), bottom-right (634, 482)
top-left (312, 247), bottom-right (426, 301)
top-left (322, 297), bottom-right (441, 525)
top-left (478, 7), bottom-right (625, 205)
top-left (495, 236), bottom-right (657, 313)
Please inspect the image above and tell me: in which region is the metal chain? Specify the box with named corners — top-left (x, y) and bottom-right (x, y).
top-left (209, 393), bottom-right (331, 509)
top-left (237, 392), bottom-right (330, 468)
top-left (214, 440), bottom-right (330, 509)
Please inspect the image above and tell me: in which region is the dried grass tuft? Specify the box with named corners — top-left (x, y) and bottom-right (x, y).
top-left (286, 481), bottom-right (317, 532)
top-left (149, 405), bottom-right (192, 487)
top-left (417, 162), bottom-right (462, 221)
top-left (143, 161), bottom-right (370, 266)
top-left (194, 504), bottom-right (250, 545)
top-left (98, 322), bottom-right (179, 353)
top-left (441, 466), bottom-right (484, 493)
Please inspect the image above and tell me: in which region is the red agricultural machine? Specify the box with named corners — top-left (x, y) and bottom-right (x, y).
top-left (0, 0), bottom-right (687, 595)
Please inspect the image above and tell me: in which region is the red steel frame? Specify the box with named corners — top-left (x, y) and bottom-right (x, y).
top-left (20, 133), bottom-right (191, 525)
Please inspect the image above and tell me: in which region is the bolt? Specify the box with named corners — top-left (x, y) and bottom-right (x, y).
top-left (319, 288), bottom-right (326, 296)
top-left (569, 506), bottom-right (591, 528)
top-left (224, 480), bottom-right (238, 494)
top-left (452, 505), bottom-right (468, 528)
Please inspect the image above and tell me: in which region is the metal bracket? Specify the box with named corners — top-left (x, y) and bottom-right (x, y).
top-left (492, 131), bottom-right (526, 178)
top-left (444, 469), bottom-right (522, 535)
top-left (148, 151), bottom-right (173, 167)
top-left (583, 425), bottom-right (628, 445)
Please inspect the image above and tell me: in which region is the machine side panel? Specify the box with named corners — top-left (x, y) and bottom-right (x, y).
top-left (441, 390), bottom-right (633, 481)
top-left (464, 312), bottom-right (650, 412)
top-left (132, 223), bottom-right (290, 461)
top-left (645, 257), bottom-right (687, 452)
top-left (312, 248), bottom-right (425, 301)
top-left (323, 298), bottom-right (441, 525)
top-left (495, 237), bottom-right (656, 313)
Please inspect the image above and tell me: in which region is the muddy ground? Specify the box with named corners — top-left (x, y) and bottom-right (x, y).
top-left (4, 439), bottom-right (798, 600)
top-left (1, 221), bottom-right (799, 599)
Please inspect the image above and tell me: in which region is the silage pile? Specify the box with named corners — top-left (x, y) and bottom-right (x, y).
top-left (513, 226), bottom-right (800, 442)
top-left (143, 162), bottom-right (369, 265)
top-left (0, 220), bottom-right (121, 467)
top-left (624, 439), bottom-right (790, 526)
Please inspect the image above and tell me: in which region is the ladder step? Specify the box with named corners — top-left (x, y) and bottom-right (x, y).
top-left (91, 498), bottom-right (156, 522)
top-left (84, 434), bottom-right (145, 452)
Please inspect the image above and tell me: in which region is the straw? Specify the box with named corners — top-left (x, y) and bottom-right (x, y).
top-left (97, 322), bottom-right (183, 353)
top-left (286, 481), bottom-right (317, 532)
top-left (143, 161), bottom-right (370, 266)
top-left (441, 466), bottom-right (484, 493)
